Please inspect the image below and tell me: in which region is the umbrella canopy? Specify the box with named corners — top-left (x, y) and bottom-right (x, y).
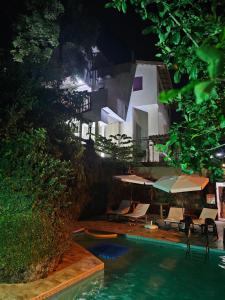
top-left (113, 175), bottom-right (153, 186)
top-left (153, 175), bottom-right (209, 193)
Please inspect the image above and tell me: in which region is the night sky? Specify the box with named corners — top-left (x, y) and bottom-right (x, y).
top-left (0, 0), bottom-right (157, 64)
top-left (87, 0), bottom-right (158, 64)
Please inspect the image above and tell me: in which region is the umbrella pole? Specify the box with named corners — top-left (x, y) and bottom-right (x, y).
top-left (181, 193), bottom-right (185, 215)
top-left (130, 184), bottom-right (133, 201)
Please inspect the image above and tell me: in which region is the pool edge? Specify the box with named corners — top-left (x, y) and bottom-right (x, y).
top-left (0, 242), bottom-right (104, 300)
top-left (125, 234), bottom-right (225, 255)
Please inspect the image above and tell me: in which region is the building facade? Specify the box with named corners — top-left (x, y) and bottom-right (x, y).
top-left (74, 60), bottom-right (172, 161)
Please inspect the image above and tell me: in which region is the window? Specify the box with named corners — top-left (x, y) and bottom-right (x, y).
top-left (133, 76), bottom-right (143, 91)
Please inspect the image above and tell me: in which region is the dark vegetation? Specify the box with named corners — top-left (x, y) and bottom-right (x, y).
top-left (108, 0), bottom-right (225, 181)
top-left (0, 0), bottom-right (113, 283)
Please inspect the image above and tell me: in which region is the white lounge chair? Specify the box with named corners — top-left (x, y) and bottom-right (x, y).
top-left (192, 208), bottom-right (217, 226)
top-left (107, 200), bottom-right (131, 218)
top-left (123, 203), bottom-right (150, 223)
top-left (164, 207), bottom-right (184, 227)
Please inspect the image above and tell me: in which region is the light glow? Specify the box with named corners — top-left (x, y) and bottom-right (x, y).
top-left (215, 152), bottom-right (224, 158)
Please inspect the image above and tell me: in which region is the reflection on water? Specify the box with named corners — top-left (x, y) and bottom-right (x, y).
top-left (49, 236), bottom-right (225, 300)
top-left (219, 256), bottom-right (225, 269)
top-left (48, 271), bottom-right (104, 300)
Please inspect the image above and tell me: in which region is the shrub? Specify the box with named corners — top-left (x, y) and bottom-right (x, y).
top-left (0, 129), bottom-right (72, 282)
top-left (0, 212), bottom-right (69, 283)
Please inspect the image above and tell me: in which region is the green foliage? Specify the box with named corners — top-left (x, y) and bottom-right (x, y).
top-left (0, 0), bottom-right (99, 283)
top-left (11, 0), bottom-right (64, 63)
top-left (108, 0), bottom-right (225, 181)
top-left (94, 134), bottom-right (145, 163)
top-left (196, 46), bottom-right (224, 79)
top-left (194, 81), bottom-right (215, 104)
top-left (0, 212), bottom-right (68, 283)
top-left (0, 128), bottom-right (87, 282)
top-left (0, 129), bottom-right (72, 215)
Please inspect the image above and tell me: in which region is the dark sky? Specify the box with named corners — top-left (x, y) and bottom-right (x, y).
top-left (0, 0), bottom-right (157, 64)
top-left (85, 0), bottom-right (158, 64)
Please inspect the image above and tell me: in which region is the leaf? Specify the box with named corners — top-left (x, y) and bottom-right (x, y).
top-left (159, 89), bottom-right (179, 103)
top-left (219, 115), bottom-right (225, 128)
top-left (121, 1), bottom-right (127, 13)
top-left (180, 81), bottom-right (196, 93)
top-left (181, 163), bottom-right (188, 172)
top-left (219, 26), bottom-right (225, 42)
top-left (189, 67), bottom-right (198, 80)
top-left (104, 3), bottom-right (114, 8)
top-left (159, 32), bottom-right (169, 43)
top-left (169, 133), bottom-right (178, 144)
top-left (194, 81), bottom-right (215, 104)
top-left (172, 31), bottom-right (180, 45)
top-left (196, 46), bottom-right (224, 78)
top-left (174, 71), bottom-right (181, 83)
top-left (164, 46), bottom-right (171, 53)
top-left (142, 26), bottom-right (153, 35)
top-left (159, 9), bottom-right (166, 17)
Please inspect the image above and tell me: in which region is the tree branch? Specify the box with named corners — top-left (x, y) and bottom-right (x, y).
top-left (168, 12), bottom-right (199, 47)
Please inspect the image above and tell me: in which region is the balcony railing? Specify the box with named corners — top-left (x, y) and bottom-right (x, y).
top-left (74, 94), bottom-right (91, 114)
top-left (135, 135), bottom-right (169, 163)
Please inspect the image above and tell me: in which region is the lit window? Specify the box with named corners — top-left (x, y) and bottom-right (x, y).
top-left (133, 76), bottom-right (143, 91)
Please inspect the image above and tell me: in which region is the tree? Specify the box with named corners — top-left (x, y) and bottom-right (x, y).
top-left (94, 133), bottom-right (145, 163)
top-left (0, 0), bottom-right (99, 282)
top-left (107, 0), bottom-right (225, 181)
top-left (11, 0), bottom-right (64, 63)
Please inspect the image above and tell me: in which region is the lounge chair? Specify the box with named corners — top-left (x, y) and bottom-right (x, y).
top-left (192, 208), bottom-right (217, 232)
top-left (122, 203), bottom-right (150, 223)
top-left (164, 207), bottom-right (184, 227)
top-left (107, 200), bottom-right (131, 219)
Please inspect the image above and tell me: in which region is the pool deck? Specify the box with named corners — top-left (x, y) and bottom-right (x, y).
top-left (0, 242), bottom-right (104, 300)
top-left (75, 219), bottom-right (225, 252)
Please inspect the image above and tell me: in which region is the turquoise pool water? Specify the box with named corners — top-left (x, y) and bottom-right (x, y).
top-left (50, 235), bottom-right (225, 300)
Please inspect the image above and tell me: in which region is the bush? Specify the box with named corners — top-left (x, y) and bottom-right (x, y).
top-left (0, 212), bottom-right (69, 283)
top-left (0, 129), bottom-right (72, 215)
top-left (0, 129), bottom-right (73, 283)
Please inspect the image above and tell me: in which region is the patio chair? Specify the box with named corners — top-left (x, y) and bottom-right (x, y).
top-left (192, 208), bottom-right (217, 233)
top-left (164, 207), bottom-right (184, 227)
top-left (107, 200), bottom-right (131, 219)
top-left (122, 203), bottom-right (150, 223)
top-left (203, 217), bottom-right (218, 239)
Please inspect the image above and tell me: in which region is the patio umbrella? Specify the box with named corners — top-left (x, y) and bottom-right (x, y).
top-left (113, 174), bottom-right (153, 201)
top-left (113, 175), bottom-right (153, 186)
top-left (153, 175), bottom-right (209, 193)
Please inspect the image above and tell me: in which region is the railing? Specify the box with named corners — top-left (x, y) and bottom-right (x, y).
top-left (74, 133), bottom-right (169, 163)
top-left (135, 135), bottom-right (169, 163)
top-left (74, 94), bottom-right (91, 114)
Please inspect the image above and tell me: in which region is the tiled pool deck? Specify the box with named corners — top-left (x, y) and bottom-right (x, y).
top-left (1, 218), bottom-right (224, 299)
top-left (0, 243), bottom-right (103, 300)
top-left (76, 219), bottom-right (225, 252)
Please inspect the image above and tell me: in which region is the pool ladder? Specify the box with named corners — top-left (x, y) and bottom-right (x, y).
top-left (185, 226), bottom-right (209, 261)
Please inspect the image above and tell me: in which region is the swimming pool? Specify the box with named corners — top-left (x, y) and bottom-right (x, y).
top-left (50, 235), bottom-right (225, 300)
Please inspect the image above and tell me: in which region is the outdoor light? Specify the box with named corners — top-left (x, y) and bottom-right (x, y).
top-left (215, 152), bottom-right (224, 158)
top-left (222, 163), bottom-right (225, 168)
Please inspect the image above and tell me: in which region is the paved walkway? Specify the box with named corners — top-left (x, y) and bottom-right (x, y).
top-left (0, 243), bottom-right (103, 300)
top-left (75, 219), bottom-right (225, 251)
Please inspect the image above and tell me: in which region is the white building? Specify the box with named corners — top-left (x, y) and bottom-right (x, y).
top-left (74, 60), bottom-right (172, 161)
